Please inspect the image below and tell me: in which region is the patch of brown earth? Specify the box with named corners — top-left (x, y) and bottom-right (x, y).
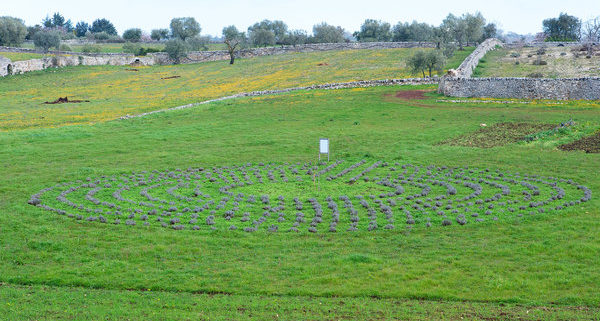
top-left (384, 90), bottom-right (431, 101)
top-left (559, 132), bottom-right (600, 153)
top-left (44, 97), bottom-right (90, 104)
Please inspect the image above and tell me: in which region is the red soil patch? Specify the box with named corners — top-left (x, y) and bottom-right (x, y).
top-left (317, 63), bottom-right (329, 66)
top-left (44, 97), bottom-right (90, 104)
top-left (384, 90), bottom-right (431, 101)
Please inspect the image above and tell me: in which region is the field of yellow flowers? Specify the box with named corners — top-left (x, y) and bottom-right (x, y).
top-left (0, 48), bottom-right (472, 130)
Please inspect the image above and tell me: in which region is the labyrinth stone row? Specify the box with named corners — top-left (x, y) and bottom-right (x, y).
top-left (28, 160), bottom-right (592, 232)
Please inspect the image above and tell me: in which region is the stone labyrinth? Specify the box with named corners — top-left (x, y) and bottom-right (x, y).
top-left (28, 160), bottom-right (592, 232)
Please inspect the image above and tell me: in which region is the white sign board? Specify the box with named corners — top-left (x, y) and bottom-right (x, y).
top-left (319, 138), bottom-right (329, 161)
top-left (319, 139), bottom-right (329, 154)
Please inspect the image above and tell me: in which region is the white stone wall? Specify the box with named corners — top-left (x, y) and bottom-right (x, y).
top-left (454, 38), bottom-right (503, 78)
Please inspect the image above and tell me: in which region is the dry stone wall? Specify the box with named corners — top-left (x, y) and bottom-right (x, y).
top-left (148, 41), bottom-right (438, 64)
top-left (121, 78), bottom-right (436, 119)
top-left (439, 77), bottom-right (600, 100)
top-left (1, 42), bottom-right (437, 77)
top-left (0, 54), bottom-right (153, 77)
top-left (454, 38), bottom-right (503, 78)
top-left (439, 39), bottom-right (600, 100)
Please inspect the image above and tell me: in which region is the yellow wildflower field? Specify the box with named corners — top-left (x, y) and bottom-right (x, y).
top-left (0, 48), bottom-right (472, 130)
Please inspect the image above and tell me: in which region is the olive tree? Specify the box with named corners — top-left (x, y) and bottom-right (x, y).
top-left (223, 25), bottom-right (246, 64)
top-left (0, 16), bottom-right (27, 46)
top-left (354, 19), bottom-right (392, 42)
top-left (407, 51), bottom-right (427, 77)
top-left (281, 30), bottom-right (308, 46)
top-left (464, 12), bottom-right (486, 45)
top-left (164, 38), bottom-right (189, 64)
top-left (248, 20), bottom-right (288, 44)
top-left (33, 30), bottom-right (61, 52)
top-left (543, 13), bottom-right (581, 42)
top-left (312, 23), bottom-right (345, 43)
top-left (442, 14), bottom-right (468, 50)
top-left (122, 28), bottom-right (142, 42)
top-left (424, 50), bottom-right (446, 77)
top-left (249, 28), bottom-right (275, 47)
top-left (151, 29), bottom-right (169, 41)
top-left (186, 35), bottom-right (210, 51)
top-left (170, 17), bottom-right (200, 41)
top-left (407, 50), bottom-right (445, 77)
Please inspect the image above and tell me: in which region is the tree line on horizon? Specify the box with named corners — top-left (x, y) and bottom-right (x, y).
top-left (0, 12), bottom-right (598, 65)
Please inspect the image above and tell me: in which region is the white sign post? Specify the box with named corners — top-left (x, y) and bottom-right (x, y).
top-left (319, 138), bottom-right (329, 162)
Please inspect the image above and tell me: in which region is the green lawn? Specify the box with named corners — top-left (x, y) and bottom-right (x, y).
top-left (1, 85), bottom-right (598, 319)
top-left (0, 48), bottom-right (472, 130)
top-left (1, 284), bottom-right (596, 320)
top-left (0, 52), bottom-right (47, 61)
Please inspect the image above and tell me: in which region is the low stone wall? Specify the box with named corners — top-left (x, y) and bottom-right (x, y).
top-left (503, 42), bottom-right (587, 49)
top-left (439, 38), bottom-right (600, 100)
top-left (454, 38), bottom-right (503, 78)
top-left (0, 46), bottom-right (130, 57)
top-left (1, 41), bottom-right (441, 77)
top-left (150, 41), bottom-right (438, 64)
top-left (121, 78), bottom-right (437, 119)
top-left (438, 77), bottom-right (600, 100)
top-left (1, 54), bottom-right (153, 76)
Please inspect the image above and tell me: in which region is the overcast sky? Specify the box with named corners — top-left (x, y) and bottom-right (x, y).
top-left (5, 0), bottom-right (600, 36)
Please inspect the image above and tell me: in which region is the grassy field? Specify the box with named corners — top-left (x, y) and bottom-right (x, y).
top-left (474, 46), bottom-right (600, 78)
top-left (0, 52), bottom-right (47, 61)
top-left (1, 84), bottom-right (599, 319)
top-left (0, 48), bottom-right (472, 130)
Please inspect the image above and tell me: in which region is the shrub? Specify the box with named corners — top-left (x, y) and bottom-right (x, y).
top-left (81, 44), bottom-right (101, 53)
top-left (122, 28), bottom-right (142, 42)
top-left (93, 32), bottom-right (110, 40)
top-left (186, 35), bottom-right (209, 51)
top-left (123, 42), bottom-right (142, 54)
top-left (532, 58), bottom-right (548, 66)
top-left (59, 44), bottom-right (71, 51)
top-left (536, 47), bottom-right (546, 55)
top-left (164, 39), bottom-right (189, 63)
top-left (510, 52), bottom-right (520, 58)
top-left (151, 29), bottom-right (169, 41)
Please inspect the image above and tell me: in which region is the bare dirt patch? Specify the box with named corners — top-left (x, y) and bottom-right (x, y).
top-left (442, 122), bottom-right (556, 148)
top-left (384, 90), bottom-right (431, 101)
top-left (559, 132), bottom-right (600, 153)
top-left (43, 97), bottom-right (90, 104)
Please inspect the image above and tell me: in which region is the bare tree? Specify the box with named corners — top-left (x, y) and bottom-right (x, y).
top-left (582, 17), bottom-right (600, 56)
